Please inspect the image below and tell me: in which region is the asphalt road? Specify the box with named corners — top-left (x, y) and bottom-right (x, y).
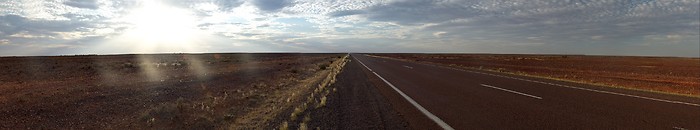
top-left (309, 56), bottom-right (409, 130)
top-left (350, 54), bottom-right (700, 129)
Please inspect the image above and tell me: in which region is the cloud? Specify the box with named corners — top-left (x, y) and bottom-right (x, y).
top-left (0, 14), bottom-right (103, 38)
top-left (363, 0), bottom-right (483, 25)
top-left (432, 31), bottom-right (446, 38)
top-left (328, 10), bottom-right (365, 17)
top-left (0, 39), bottom-right (8, 45)
top-left (0, 6), bottom-right (123, 55)
top-left (215, 0), bottom-right (245, 11)
top-left (162, 0), bottom-right (244, 11)
top-left (358, 0), bottom-right (697, 56)
top-left (0, 0), bottom-right (698, 57)
top-left (591, 36), bottom-right (604, 40)
top-left (63, 0), bottom-right (100, 9)
top-left (250, 0), bottom-right (294, 12)
top-left (0, 15), bottom-right (27, 35)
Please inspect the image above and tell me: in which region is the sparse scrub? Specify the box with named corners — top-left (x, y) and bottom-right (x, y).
top-left (274, 54), bottom-right (349, 130)
top-left (139, 99), bottom-right (187, 125)
top-left (0, 53), bottom-right (352, 129)
top-left (303, 114), bottom-right (311, 122)
top-left (279, 121), bottom-right (289, 130)
top-left (298, 122), bottom-right (308, 130)
top-left (317, 96), bottom-right (327, 108)
top-left (318, 63), bottom-right (329, 70)
top-left (290, 106), bottom-right (304, 121)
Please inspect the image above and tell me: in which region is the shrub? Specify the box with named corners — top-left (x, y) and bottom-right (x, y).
top-left (318, 63), bottom-right (329, 70)
top-left (290, 107), bottom-right (303, 121)
top-left (317, 96), bottom-right (327, 108)
top-left (279, 122), bottom-right (289, 130)
top-left (298, 123), bottom-right (308, 130)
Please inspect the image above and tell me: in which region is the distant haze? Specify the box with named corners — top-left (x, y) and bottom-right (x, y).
top-left (1, 0), bottom-right (698, 57)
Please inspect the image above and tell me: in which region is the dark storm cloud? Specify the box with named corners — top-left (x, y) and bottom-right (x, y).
top-left (63, 0), bottom-right (100, 9)
top-left (250, 0), bottom-right (294, 12)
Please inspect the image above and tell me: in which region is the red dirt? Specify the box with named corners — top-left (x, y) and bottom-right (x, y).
top-left (0, 53), bottom-right (344, 129)
top-left (374, 54), bottom-right (700, 96)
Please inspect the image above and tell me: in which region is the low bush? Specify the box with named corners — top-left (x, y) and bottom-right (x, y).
top-left (318, 63), bottom-right (329, 70)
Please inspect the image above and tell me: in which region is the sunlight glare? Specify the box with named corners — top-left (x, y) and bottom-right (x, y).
top-left (121, 1), bottom-right (203, 52)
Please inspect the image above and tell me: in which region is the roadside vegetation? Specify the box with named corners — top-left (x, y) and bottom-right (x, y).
top-left (275, 55), bottom-right (349, 130)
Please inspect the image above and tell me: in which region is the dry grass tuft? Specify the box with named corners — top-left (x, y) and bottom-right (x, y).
top-left (279, 121), bottom-right (289, 130)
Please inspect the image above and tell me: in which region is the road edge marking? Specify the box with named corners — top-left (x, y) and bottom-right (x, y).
top-left (480, 84), bottom-right (543, 99)
top-left (466, 70), bottom-right (700, 107)
top-left (353, 55), bottom-right (455, 130)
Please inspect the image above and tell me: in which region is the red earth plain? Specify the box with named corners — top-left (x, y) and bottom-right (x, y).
top-left (0, 53), bottom-right (347, 129)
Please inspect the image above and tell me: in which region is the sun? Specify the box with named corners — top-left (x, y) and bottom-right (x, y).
top-left (120, 1), bottom-right (203, 52)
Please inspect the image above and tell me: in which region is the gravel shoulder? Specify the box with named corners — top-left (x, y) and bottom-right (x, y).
top-left (308, 58), bottom-right (433, 130)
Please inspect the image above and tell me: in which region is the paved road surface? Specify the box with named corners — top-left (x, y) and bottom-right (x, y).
top-left (350, 54), bottom-right (700, 129)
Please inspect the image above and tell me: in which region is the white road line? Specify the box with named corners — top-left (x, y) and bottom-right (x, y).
top-left (403, 65), bottom-right (413, 69)
top-left (353, 55), bottom-right (455, 130)
top-left (411, 61), bottom-right (700, 107)
top-left (480, 84), bottom-right (543, 99)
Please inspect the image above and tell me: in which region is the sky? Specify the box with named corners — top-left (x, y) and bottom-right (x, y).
top-left (0, 0), bottom-right (698, 57)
